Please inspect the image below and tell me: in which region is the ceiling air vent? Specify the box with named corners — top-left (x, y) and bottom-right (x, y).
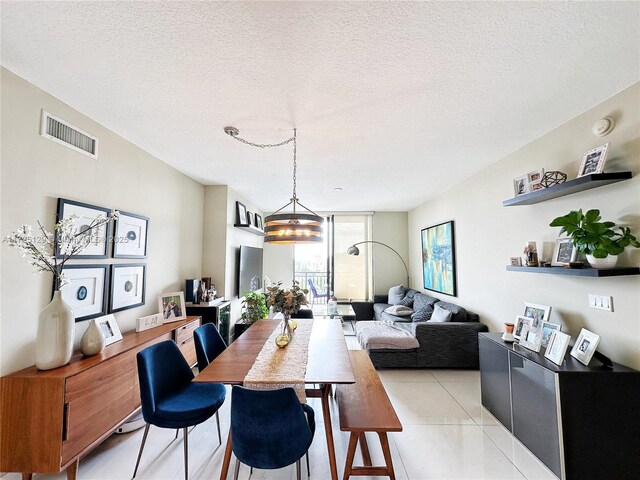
top-left (40, 110), bottom-right (99, 159)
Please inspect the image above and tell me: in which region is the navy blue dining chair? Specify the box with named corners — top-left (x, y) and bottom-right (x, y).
top-left (230, 386), bottom-right (315, 480)
top-left (133, 340), bottom-right (226, 480)
top-left (193, 323), bottom-right (228, 443)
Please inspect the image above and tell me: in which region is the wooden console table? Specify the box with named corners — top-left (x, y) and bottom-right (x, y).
top-left (0, 316), bottom-right (201, 480)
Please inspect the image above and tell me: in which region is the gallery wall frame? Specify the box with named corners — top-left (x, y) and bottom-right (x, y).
top-left (57, 264), bottom-right (109, 322)
top-left (113, 210), bottom-right (149, 258)
top-left (109, 263), bottom-right (146, 313)
top-left (56, 198), bottom-right (112, 258)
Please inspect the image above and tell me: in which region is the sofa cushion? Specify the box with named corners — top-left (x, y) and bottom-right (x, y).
top-left (436, 301), bottom-right (468, 322)
top-left (355, 321), bottom-right (420, 350)
top-left (411, 304), bottom-right (434, 322)
top-left (384, 305), bottom-right (414, 317)
top-left (427, 303), bottom-right (453, 322)
top-left (388, 285), bottom-right (405, 305)
top-left (397, 288), bottom-right (417, 307)
top-left (373, 303), bottom-right (391, 319)
top-left (413, 292), bottom-right (439, 312)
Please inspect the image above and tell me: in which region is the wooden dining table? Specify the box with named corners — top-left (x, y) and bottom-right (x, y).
top-left (194, 318), bottom-right (355, 480)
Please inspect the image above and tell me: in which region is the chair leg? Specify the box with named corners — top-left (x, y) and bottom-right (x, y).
top-left (296, 459), bottom-right (301, 480)
top-left (132, 423), bottom-right (150, 478)
top-left (306, 452), bottom-right (310, 476)
top-left (250, 466), bottom-right (253, 474)
top-left (175, 429), bottom-right (179, 440)
top-left (216, 411), bottom-right (222, 445)
top-left (233, 458), bottom-right (240, 480)
top-left (183, 427), bottom-right (189, 480)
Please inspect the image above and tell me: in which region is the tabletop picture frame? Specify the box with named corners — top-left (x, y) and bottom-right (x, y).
top-left (523, 302), bottom-right (552, 328)
top-left (552, 238), bottom-right (576, 266)
top-left (570, 328), bottom-right (601, 366)
top-left (95, 314), bottom-right (123, 346)
top-left (158, 291), bottom-right (186, 323)
top-left (113, 211), bottom-right (149, 258)
top-left (513, 315), bottom-right (532, 340)
top-left (544, 330), bottom-right (571, 366)
top-left (56, 198), bottom-right (112, 258)
top-left (518, 324), bottom-right (543, 353)
top-left (540, 321), bottom-right (561, 348)
top-left (577, 143), bottom-right (609, 177)
top-left (58, 264), bottom-right (109, 322)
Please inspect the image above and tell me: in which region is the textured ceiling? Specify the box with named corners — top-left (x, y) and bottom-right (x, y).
top-left (2, 1), bottom-right (639, 212)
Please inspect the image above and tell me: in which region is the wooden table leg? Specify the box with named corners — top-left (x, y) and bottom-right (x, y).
top-left (66, 459), bottom-right (79, 480)
top-left (379, 432), bottom-right (396, 480)
top-left (358, 432), bottom-right (372, 466)
top-left (21, 474), bottom-right (33, 480)
top-left (342, 432), bottom-right (358, 480)
top-left (321, 383), bottom-right (339, 480)
top-left (219, 430), bottom-right (233, 480)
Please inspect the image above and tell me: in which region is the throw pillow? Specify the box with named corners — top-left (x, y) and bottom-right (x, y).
top-left (427, 304), bottom-right (453, 322)
top-left (411, 304), bottom-right (434, 322)
top-left (388, 285), bottom-right (405, 305)
top-left (436, 301), bottom-right (468, 322)
top-left (413, 292), bottom-right (439, 312)
top-left (384, 305), bottom-right (414, 317)
top-left (397, 289), bottom-right (416, 307)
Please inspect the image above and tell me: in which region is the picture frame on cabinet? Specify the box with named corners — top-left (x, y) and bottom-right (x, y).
top-left (95, 314), bottom-right (123, 346)
top-left (523, 302), bottom-right (552, 328)
top-left (236, 201), bottom-right (248, 226)
top-left (513, 315), bottom-right (532, 340)
top-left (570, 328), bottom-right (601, 366)
top-left (110, 264), bottom-right (146, 312)
top-left (113, 211), bottom-right (149, 258)
top-left (58, 264), bottom-right (109, 322)
top-left (552, 238), bottom-right (577, 266)
top-left (518, 324), bottom-right (543, 353)
top-left (158, 291), bottom-right (186, 323)
top-left (56, 198), bottom-right (112, 258)
top-left (540, 321), bottom-right (561, 348)
top-left (544, 330), bottom-right (571, 365)
top-left (577, 143), bottom-right (609, 177)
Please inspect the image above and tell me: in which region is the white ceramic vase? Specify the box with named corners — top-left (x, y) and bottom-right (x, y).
top-left (35, 291), bottom-right (75, 370)
top-left (586, 254), bottom-right (618, 269)
top-left (81, 318), bottom-right (106, 356)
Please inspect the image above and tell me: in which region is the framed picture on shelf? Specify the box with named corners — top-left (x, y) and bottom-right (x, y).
top-left (58, 264), bottom-right (109, 321)
top-left (513, 315), bottom-right (532, 340)
top-left (56, 198), bottom-right (112, 258)
top-left (113, 211), bottom-right (149, 258)
top-left (523, 302), bottom-right (552, 328)
top-left (518, 324), bottom-right (543, 353)
top-left (421, 220), bottom-right (456, 296)
top-left (247, 211), bottom-right (254, 226)
top-left (236, 201), bottom-right (248, 225)
top-left (255, 214), bottom-right (263, 230)
top-left (510, 257), bottom-right (522, 266)
top-left (110, 264), bottom-right (146, 312)
top-left (95, 314), bottom-right (123, 346)
top-left (158, 291), bottom-right (186, 323)
top-left (513, 175), bottom-right (529, 196)
top-left (527, 169), bottom-right (545, 191)
top-left (570, 328), bottom-right (601, 366)
top-left (544, 330), bottom-right (571, 365)
top-left (540, 321), bottom-right (561, 348)
top-left (577, 143), bottom-right (609, 177)
top-left (552, 238), bottom-right (576, 266)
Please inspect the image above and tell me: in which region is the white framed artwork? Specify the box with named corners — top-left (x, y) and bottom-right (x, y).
top-left (113, 211), bottom-right (149, 258)
top-left (59, 264), bottom-right (109, 321)
top-left (110, 264), bottom-right (146, 312)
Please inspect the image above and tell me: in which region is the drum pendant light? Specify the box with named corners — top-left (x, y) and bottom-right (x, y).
top-left (224, 127), bottom-right (323, 244)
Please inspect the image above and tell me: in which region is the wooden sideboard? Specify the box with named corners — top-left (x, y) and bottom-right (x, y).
top-left (0, 316), bottom-right (201, 480)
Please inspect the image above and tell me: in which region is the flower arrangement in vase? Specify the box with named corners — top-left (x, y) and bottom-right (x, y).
top-left (3, 211), bottom-right (118, 369)
top-left (266, 281), bottom-right (309, 347)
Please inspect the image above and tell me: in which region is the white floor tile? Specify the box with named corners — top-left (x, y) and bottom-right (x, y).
top-left (377, 368), bottom-right (439, 382)
top-left (431, 369), bottom-right (482, 384)
top-left (439, 381), bottom-right (498, 426)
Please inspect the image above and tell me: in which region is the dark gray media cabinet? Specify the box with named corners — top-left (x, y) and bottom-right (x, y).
top-left (479, 333), bottom-right (639, 480)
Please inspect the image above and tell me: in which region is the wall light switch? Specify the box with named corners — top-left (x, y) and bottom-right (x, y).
top-left (589, 294), bottom-right (613, 312)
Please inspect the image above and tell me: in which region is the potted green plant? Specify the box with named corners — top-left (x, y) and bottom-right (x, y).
top-left (550, 209), bottom-right (640, 269)
top-left (239, 291), bottom-right (268, 325)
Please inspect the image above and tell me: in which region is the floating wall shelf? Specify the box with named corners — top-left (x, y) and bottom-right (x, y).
top-left (234, 224), bottom-right (265, 236)
top-left (506, 265), bottom-right (640, 277)
top-left (503, 172), bottom-right (632, 206)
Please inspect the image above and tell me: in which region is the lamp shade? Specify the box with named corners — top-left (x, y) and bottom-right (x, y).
top-left (346, 245), bottom-right (360, 256)
top-left (264, 212), bottom-right (324, 244)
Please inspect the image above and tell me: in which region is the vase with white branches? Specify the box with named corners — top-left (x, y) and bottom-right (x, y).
top-left (3, 211), bottom-right (118, 369)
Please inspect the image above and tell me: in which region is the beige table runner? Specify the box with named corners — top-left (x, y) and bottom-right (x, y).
top-left (244, 318), bottom-right (314, 402)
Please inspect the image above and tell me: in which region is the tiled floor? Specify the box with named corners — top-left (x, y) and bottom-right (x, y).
top-left (3, 338), bottom-right (558, 480)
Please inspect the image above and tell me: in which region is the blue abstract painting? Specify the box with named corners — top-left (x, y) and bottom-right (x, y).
top-left (421, 221), bottom-right (456, 296)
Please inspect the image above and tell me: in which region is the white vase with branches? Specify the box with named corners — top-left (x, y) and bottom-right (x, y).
top-left (3, 211), bottom-right (118, 369)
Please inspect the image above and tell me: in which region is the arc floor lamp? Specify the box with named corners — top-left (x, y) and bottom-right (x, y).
top-left (346, 241), bottom-right (409, 288)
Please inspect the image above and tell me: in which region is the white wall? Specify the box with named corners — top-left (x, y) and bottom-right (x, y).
top-left (372, 212), bottom-right (409, 294)
top-left (409, 83), bottom-right (640, 370)
top-left (0, 68), bottom-right (205, 375)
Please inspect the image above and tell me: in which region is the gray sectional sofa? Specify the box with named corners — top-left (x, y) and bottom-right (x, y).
top-left (354, 287), bottom-right (488, 369)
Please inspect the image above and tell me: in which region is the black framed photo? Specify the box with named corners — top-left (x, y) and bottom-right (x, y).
top-left (421, 220), bottom-right (457, 296)
top-left (113, 211), bottom-right (149, 258)
top-left (109, 263), bottom-right (146, 312)
top-left (56, 198), bottom-right (112, 258)
top-left (58, 264), bottom-right (109, 322)
top-left (255, 214), bottom-right (263, 230)
top-left (247, 211), bottom-right (254, 226)
top-left (236, 201), bottom-right (248, 225)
